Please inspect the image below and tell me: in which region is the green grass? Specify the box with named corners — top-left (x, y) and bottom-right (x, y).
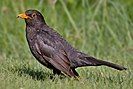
top-left (0, 0), bottom-right (133, 89)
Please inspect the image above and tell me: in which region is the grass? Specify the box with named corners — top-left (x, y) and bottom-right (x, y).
top-left (0, 0), bottom-right (133, 89)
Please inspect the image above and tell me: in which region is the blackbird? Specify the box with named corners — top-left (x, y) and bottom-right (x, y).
top-left (18, 10), bottom-right (126, 77)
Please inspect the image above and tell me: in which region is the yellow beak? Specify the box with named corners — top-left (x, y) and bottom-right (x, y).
top-left (17, 13), bottom-right (30, 19)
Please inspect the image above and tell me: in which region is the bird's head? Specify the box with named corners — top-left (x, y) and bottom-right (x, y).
top-left (18, 10), bottom-right (45, 26)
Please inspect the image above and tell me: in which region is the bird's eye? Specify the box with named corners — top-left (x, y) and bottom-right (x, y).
top-left (32, 13), bottom-right (36, 18)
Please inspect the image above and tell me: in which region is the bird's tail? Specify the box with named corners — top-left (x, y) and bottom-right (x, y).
top-left (73, 56), bottom-right (127, 70)
top-left (94, 58), bottom-right (127, 70)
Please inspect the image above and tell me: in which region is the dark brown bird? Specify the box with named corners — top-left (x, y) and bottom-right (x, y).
top-left (18, 10), bottom-right (126, 77)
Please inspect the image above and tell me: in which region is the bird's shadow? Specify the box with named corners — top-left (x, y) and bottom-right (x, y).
top-left (16, 66), bottom-right (51, 81)
top-left (11, 65), bottom-right (66, 81)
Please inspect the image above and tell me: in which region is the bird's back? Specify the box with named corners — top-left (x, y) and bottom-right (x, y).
top-left (26, 24), bottom-right (79, 65)
top-left (39, 25), bottom-right (79, 59)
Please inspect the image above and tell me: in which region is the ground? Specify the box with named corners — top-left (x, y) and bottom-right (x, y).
top-left (0, 0), bottom-right (132, 89)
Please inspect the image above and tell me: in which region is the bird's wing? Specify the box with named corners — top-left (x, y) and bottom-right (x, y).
top-left (35, 35), bottom-right (75, 76)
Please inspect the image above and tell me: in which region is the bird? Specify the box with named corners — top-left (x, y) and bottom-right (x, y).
top-left (18, 9), bottom-right (126, 77)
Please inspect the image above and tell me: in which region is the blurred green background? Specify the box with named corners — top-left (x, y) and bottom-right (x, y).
top-left (0, 0), bottom-right (132, 89)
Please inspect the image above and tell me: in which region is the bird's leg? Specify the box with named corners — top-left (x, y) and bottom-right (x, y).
top-left (50, 68), bottom-right (62, 79)
top-left (53, 68), bottom-right (61, 75)
top-left (72, 69), bottom-right (79, 76)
